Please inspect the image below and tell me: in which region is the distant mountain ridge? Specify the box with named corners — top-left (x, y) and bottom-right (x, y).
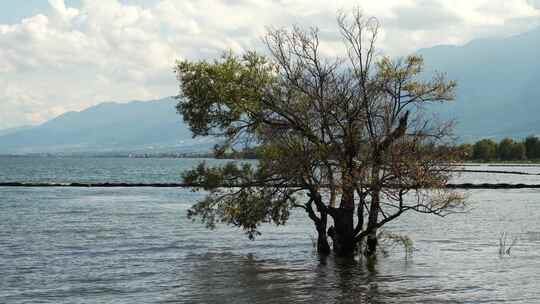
top-left (0, 97), bottom-right (215, 154)
top-left (418, 26), bottom-right (540, 141)
top-left (0, 125), bottom-right (34, 137)
top-left (2, 27), bottom-right (540, 153)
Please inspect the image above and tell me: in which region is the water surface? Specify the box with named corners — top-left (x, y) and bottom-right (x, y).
top-left (1, 157), bottom-right (540, 303)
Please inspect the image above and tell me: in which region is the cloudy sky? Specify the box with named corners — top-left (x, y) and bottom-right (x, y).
top-left (1, 0), bottom-right (539, 130)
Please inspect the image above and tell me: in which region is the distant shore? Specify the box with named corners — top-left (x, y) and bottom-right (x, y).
top-left (2, 181), bottom-right (540, 189)
top-left (0, 153), bottom-right (240, 159)
top-left (3, 154), bottom-right (540, 167)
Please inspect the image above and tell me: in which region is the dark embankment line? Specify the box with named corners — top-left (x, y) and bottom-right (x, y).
top-left (446, 183), bottom-right (540, 189)
top-left (450, 169), bottom-right (539, 175)
top-left (461, 164), bottom-right (540, 168)
top-left (0, 182), bottom-right (191, 188)
top-left (2, 182), bottom-right (540, 189)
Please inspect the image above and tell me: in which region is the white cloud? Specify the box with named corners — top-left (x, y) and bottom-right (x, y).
top-left (49, 0), bottom-right (79, 22)
top-left (0, 0), bottom-right (539, 129)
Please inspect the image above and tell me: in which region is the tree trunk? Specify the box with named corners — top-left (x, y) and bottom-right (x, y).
top-left (365, 186), bottom-right (380, 257)
top-left (365, 231), bottom-right (378, 256)
top-left (316, 209), bottom-right (331, 254)
top-left (316, 225), bottom-right (331, 254)
top-left (329, 207), bottom-right (356, 256)
top-left (305, 194), bottom-right (331, 255)
top-left (328, 187), bottom-right (356, 256)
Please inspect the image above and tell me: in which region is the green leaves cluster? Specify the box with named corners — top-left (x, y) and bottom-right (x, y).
top-left (175, 52), bottom-right (273, 139)
top-left (182, 161), bottom-right (256, 189)
top-left (460, 136), bottom-right (540, 161)
top-left (184, 161), bottom-right (294, 239)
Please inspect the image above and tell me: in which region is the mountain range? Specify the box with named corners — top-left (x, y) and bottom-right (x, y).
top-left (419, 26), bottom-right (540, 141)
top-left (0, 98), bottom-right (216, 154)
top-left (1, 27), bottom-right (540, 154)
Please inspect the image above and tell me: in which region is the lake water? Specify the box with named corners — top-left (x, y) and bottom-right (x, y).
top-left (1, 157), bottom-right (540, 303)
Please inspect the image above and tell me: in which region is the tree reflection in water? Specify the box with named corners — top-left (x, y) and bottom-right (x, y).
top-left (176, 252), bottom-right (390, 304)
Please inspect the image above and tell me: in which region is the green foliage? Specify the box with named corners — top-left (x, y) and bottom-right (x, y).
top-left (186, 187), bottom-right (291, 240)
top-left (184, 161), bottom-right (294, 239)
top-left (181, 161), bottom-right (257, 189)
top-left (472, 139), bottom-right (498, 160)
top-left (465, 136), bottom-right (537, 162)
top-left (214, 146), bottom-right (264, 159)
top-left (525, 136), bottom-right (540, 159)
top-left (510, 142), bottom-right (526, 161)
top-left (498, 138), bottom-right (515, 161)
top-left (377, 55), bottom-right (456, 102)
top-left (457, 144), bottom-right (474, 160)
top-left (175, 51), bottom-right (273, 139)
top-left (377, 230), bottom-right (415, 257)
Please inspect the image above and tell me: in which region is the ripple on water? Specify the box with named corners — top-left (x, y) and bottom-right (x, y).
top-left (1, 180), bottom-right (540, 303)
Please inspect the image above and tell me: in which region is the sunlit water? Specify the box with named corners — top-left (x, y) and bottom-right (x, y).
top-left (1, 157), bottom-right (540, 303)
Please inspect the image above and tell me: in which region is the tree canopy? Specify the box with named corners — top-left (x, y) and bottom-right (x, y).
top-left (525, 136), bottom-right (540, 160)
top-left (472, 139), bottom-right (498, 161)
top-left (175, 10), bottom-right (464, 257)
top-left (459, 136), bottom-right (538, 162)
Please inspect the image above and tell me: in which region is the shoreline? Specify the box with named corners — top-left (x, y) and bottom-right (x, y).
top-left (2, 154), bottom-right (540, 166)
top-left (2, 182), bottom-right (540, 189)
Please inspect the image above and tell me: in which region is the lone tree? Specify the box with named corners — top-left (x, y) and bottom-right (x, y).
top-left (175, 10), bottom-right (464, 257)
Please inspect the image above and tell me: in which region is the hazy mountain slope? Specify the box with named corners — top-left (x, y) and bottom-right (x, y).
top-left (419, 27), bottom-right (540, 141)
top-left (0, 98), bottom-right (212, 154)
top-left (0, 126), bottom-right (34, 137)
